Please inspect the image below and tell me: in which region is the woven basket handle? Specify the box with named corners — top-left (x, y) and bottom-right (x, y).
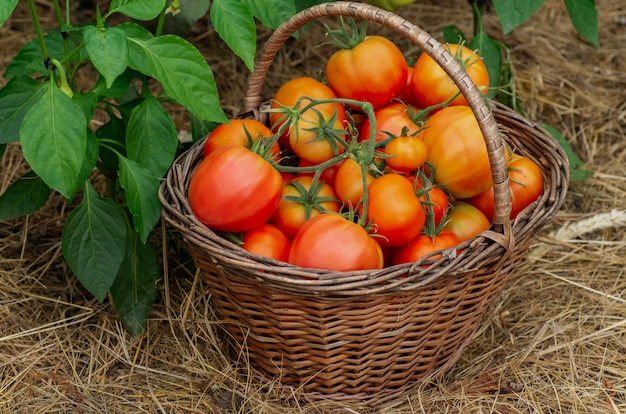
top-left (243, 1), bottom-right (513, 239)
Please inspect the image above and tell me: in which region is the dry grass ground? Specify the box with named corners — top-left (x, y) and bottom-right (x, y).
top-left (1, 0), bottom-right (625, 413)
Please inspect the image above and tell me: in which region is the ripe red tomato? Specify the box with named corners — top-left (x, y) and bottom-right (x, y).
top-left (333, 158), bottom-right (376, 209)
top-left (393, 230), bottom-right (461, 265)
top-left (326, 36), bottom-right (408, 109)
top-left (443, 201), bottom-right (491, 242)
top-left (269, 176), bottom-right (341, 240)
top-left (242, 223), bottom-right (291, 262)
top-left (187, 145), bottom-right (282, 232)
top-left (288, 213), bottom-right (384, 271)
top-left (203, 119), bottom-right (280, 160)
top-left (419, 105), bottom-right (492, 199)
top-left (467, 154), bottom-right (544, 221)
top-left (383, 135), bottom-right (428, 172)
top-left (269, 77), bottom-right (348, 149)
top-left (358, 102), bottom-right (422, 144)
top-left (288, 107), bottom-right (348, 164)
top-left (411, 43), bottom-right (489, 108)
top-left (364, 173), bottom-right (425, 247)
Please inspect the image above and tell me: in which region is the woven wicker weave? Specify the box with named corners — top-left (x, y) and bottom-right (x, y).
top-left (159, 1), bottom-right (569, 405)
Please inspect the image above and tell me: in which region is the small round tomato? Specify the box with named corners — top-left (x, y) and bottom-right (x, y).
top-left (411, 43), bottom-right (489, 108)
top-left (288, 107), bottom-right (348, 164)
top-left (269, 176), bottom-right (341, 240)
top-left (467, 154), bottom-right (544, 221)
top-left (418, 184), bottom-right (449, 227)
top-left (242, 223), bottom-right (291, 262)
top-left (333, 158), bottom-right (376, 208)
top-left (358, 102), bottom-right (422, 144)
top-left (420, 105), bottom-right (492, 199)
top-left (203, 119), bottom-right (280, 160)
top-left (269, 77), bottom-right (348, 149)
top-left (288, 214), bottom-right (383, 271)
top-left (393, 230), bottom-right (461, 265)
top-left (443, 201), bottom-right (490, 242)
top-left (188, 145), bottom-right (282, 232)
top-left (326, 36), bottom-right (408, 109)
top-left (383, 136), bottom-right (428, 172)
top-left (364, 173), bottom-right (425, 247)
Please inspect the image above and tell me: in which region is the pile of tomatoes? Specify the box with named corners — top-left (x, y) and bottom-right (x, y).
top-left (187, 30), bottom-right (544, 273)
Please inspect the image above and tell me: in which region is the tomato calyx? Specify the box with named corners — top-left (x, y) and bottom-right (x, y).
top-left (282, 177), bottom-right (340, 222)
top-left (324, 17), bottom-right (367, 50)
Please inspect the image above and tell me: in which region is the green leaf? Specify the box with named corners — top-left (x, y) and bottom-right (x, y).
top-left (83, 26), bottom-right (130, 88)
top-left (468, 31), bottom-right (502, 98)
top-left (190, 112), bottom-right (218, 142)
top-left (162, 0), bottom-right (210, 35)
top-left (4, 30), bottom-right (83, 78)
top-left (540, 122), bottom-right (594, 182)
top-left (492, 0), bottom-right (545, 34)
top-left (73, 130), bottom-right (99, 196)
top-left (127, 35), bottom-right (227, 123)
top-left (0, 144), bottom-right (5, 159)
top-left (108, 0), bottom-right (166, 21)
top-left (20, 81), bottom-right (87, 199)
top-left (294, 0), bottom-right (329, 12)
top-left (73, 91), bottom-right (99, 122)
top-left (116, 21), bottom-right (155, 41)
top-left (126, 93), bottom-right (178, 178)
top-left (244, 0), bottom-right (296, 30)
top-left (110, 233), bottom-right (160, 336)
top-left (0, 171), bottom-right (50, 220)
top-left (96, 114), bottom-right (127, 174)
top-left (443, 25), bottom-right (467, 44)
top-left (0, 0), bottom-right (18, 27)
top-left (117, 154), bottom-right (162, 243)
top-left (62, 183), bottom-right (129, 302)
top-left (0, 75), bottom-right (48, 144)
top-left (564, 0), bottom-right (599, 47)
top-left (92, 68), bottom-right (136, 99)
top-left (210, 0), bottom-right (256, 72)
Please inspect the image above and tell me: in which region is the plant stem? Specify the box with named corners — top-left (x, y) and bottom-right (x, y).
top-left (27, 0), bottom-right (50, 63)
top-left (155, 4), bottom-right (168, 37)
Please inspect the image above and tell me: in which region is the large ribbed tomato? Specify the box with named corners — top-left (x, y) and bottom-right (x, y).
top-left (419, 105), bottom-right (492, 199)
top-left (187, 145), bottom-right (282, 232)
top-left (288, 213), bottom-right (383, 271)
top-left (411, 43), bottom-right (489, 108)
top-left (326, 36), bottom-right (408, 109)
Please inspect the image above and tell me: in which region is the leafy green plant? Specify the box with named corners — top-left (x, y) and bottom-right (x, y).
top-left (0, 0), bottom-right (324, 335)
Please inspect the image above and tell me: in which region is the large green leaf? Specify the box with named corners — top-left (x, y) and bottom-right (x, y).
top-left (0, 171), bottom-right (50, 220)
top-left (210, 0), bottom-right (256, 72)
top-left (564, 0), bottom-right (599, 47)
top-left (108, 0), bottom-right (166, 21)
top-left (117, 155), bottom-right (162, 243)
top-left (83, 25), bottom-right (130, 88)
top-left (0, 0), bottom-right (18, 27)
top-left (492, 0), bottom-right (545, 34)
top-left (110, 234), bottom-right (160, 336)
top-left (126, 93), bottom-right (178, 178)
top-left (0, 75), bottom-right (48, 144)
top-left (541, 122), bottom-right (594, 182)
top-left (126, 35), bottom-right (227, 123)
top-left (468, 30), bottom-right (502, 99)
top-left (243, 0), bottom-right (296, 31)
top-left (62, 183), bottom-right (129, 302)
top-left (20, 81), bottom-right (87, 199)
top-left (4, 30), bottom-right (83, 78)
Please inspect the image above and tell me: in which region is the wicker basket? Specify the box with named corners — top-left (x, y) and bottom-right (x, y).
top-left (159, 1), bottom-right (569, 405)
